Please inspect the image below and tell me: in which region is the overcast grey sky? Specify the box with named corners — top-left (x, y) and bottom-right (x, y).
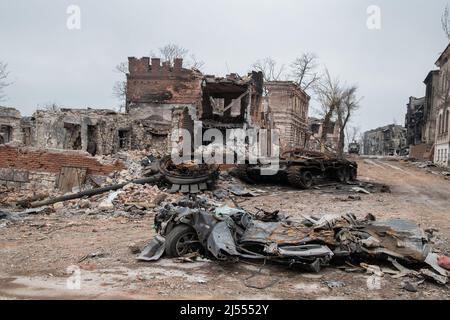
top-left (0, 0), bottom-right (449, 132)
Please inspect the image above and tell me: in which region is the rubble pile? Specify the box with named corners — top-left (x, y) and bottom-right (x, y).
top-left (112, 183), bottom-right (171, 211)
top-left (97, 150), bottom-right (158, 184)
top-left (0, 185), bottom-right (57, 207)
top-left (56, 183), bottom-right (178, 217)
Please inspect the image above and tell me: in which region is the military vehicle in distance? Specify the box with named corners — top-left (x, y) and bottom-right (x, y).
top-left (235, 149), bottom-right (358, 189)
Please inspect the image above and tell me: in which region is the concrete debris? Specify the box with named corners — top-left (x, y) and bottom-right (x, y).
top-left (98, 191), bottom-right (121, 210)
top-left (420, 269), bottom-right (448, 285)
top-left (401, 280), bottom-right (419, 292)
top-left (78, 251), bottom-right (107, 263)
top-left (323, 280), bottom-right (345, 289)
top-left (228, 185), bottom-right (258, 197)
top-left (388, 257), bottom-right (420, 278)
top-left (351, 187), bottom-right (371, 194)
top-left (360, 263), bottom-right (384, 277)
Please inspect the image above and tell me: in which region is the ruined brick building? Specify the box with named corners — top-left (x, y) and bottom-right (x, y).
top-left (0, 106), bottom-right (127, 191)
top-left (307, 117), bottom-right (340, 152)
top-left (126, 57), bottom-right (268, 153)
top-left (0, 106), bottom-right (23, 145)
top-left (363, 124), bottom-right (407, 156)
top-left (265, 81), bottom-right (310, 153)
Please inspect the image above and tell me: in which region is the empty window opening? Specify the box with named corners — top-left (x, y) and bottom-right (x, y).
top-left (63, 123), bottom-right (82, 150)
top-left (0, 125), bottom-right (13, 144)
top-left (22, 127), bottom-right (32, 146)
top-left (87, 125), bottom-right (98, 155)
top-left (118, 129), bottom-right (131, 150)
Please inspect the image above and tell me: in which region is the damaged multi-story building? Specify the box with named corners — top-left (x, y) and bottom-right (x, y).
top-left (307, 117), bottom-right (340, 152)
top-left (126, 57), bottom-right (269, 155)
top-left (405, 96), bottom-right (435, 160)
top-left (434, 44), bottom-right (450, 167)
top-left (264, 81), bottom-right (310, 153)
top-left (362, 124), bottom-right (407, 156)
top-left (405, 96), bottom-right (426, 146)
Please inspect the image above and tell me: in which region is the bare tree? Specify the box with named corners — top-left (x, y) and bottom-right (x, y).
top-left (315, 69), bottom-right (343, 153)
top-left (42, 102), bottom-right (60, 112)
top-left (442, 4), bottom-right (450, 40)
top-left (0, 61), bottom-right (11, 102)
top-left (188, 54), bottom-right (205, 70)
top-left (290, 52), bottom-right (321, 92)
top-left (151, 46), bottom-right (205, 70)
top-left (159, 43), bottom-right (189, 66)
top-left (336, 86), bottom-right (361, 157)
top-left (113, 61), bottom-right (128, 112)
top-left (252, 57), bottom-right (286, 82)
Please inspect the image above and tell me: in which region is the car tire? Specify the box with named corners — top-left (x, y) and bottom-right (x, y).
top-left (165, 224), bottom-right (201, 257)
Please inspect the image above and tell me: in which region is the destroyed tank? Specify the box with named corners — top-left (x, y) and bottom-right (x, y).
top-left (235, 149), bottom-right (358, 189)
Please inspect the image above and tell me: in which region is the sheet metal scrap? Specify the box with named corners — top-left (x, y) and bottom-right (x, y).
top-left (361, 219), bottom-right (430, 262)
top-left (138, 197), bottom-right (434, 275)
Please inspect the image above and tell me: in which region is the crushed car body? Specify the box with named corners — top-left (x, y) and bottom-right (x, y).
top-left (137, 196), bottom-right (431, 273)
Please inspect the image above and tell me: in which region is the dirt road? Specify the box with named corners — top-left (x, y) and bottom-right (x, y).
top-left (0, 158), bottom-right (449, 299)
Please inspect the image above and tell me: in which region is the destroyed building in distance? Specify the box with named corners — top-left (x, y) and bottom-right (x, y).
top-left (362, 124), bottom-right (407, 156)
top-left (401, 43), bottom-right (450, 166)
top-left (362, 42), bottom-right (450, 167)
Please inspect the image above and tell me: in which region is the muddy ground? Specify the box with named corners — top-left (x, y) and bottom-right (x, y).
top-left (0, 157), bottom-right (449, 299)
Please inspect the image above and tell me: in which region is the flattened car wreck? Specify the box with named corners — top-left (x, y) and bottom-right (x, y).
top-left (138, 196), bottom-right (432, 273)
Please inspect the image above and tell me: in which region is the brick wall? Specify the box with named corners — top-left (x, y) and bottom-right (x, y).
top-left (126, 57), bottom-right (202, 106)
top-left (0, 145), bottom-right (125, 176)
top-left (409, 143), bottom-right (433, 161)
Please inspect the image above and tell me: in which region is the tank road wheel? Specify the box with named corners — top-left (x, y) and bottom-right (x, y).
top-left (235, 165), bottom-right (256, 184)
top-left (287, 167), bottom-right (314, 189)
top-left (349, 167), bottom-right (357, 181)
top-left (300, 171), bottom-right (314, 189)
top-left (335, 167), bottom-right (349, 183)
top-left (165, 224), bottom-right (201, 257)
